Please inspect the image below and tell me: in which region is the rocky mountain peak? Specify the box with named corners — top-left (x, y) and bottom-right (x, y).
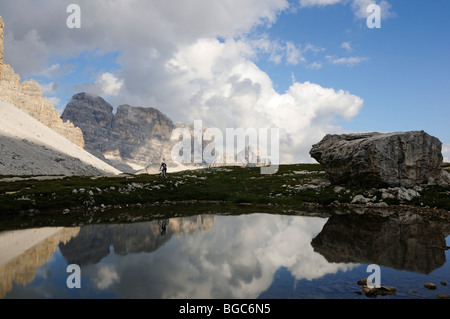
top-left (71, 92), bottom-right (114, 112)
top-left (62, 93), bottom-right (175, 173)
top-left (0, 17), bottom-right (85, 148)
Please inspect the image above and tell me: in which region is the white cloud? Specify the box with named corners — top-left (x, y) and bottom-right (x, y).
top-left (300, 0), bottom-right (341, 7)
top-left (40, 82), bottom-right (60, 107)
top-left (165, 38), bottom-right (363, 163)
top-left (0, 0), bottom-right (364, 163)
top-left (286, 41), bottom-right (305, 65)
top-left (37, 63), bottom-right (60, 78)
top-left (40, 82), bottom-right (58, 96)
top-left (326, 55), bottom-right (369, 66)
top-left (307, 62), bottom-right (323, 70)
top-left (249, 36), bottom-right (306, 66)
top-left (94, 72), bottom-right (124, 97)
top-left (341, 41), bottom-right (352, 51)
top-left (94, 266), bottom-right (119, 290)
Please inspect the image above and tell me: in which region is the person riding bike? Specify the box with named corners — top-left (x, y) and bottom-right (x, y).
top-left (160, 159), bottom-right (168, 178)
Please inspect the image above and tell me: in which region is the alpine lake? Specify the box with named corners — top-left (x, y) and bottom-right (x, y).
top-left (1, 164), bottom-right (449, 299)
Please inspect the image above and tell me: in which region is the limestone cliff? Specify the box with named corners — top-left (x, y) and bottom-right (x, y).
top-left (62, 92), bottom-right (272, 173)
top-left (61, 92), bottom-right (175, 172)
top-left (0, 16), bottom-right (84, 148)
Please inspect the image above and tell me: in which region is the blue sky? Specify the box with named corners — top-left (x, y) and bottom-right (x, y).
top-left (1, 0), bottom-right (449, 162)
top-left (254, 1), bottom-right (449, 137)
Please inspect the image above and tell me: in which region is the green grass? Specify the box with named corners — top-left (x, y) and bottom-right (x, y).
top-left (0, 163), bottom-right (449, 231)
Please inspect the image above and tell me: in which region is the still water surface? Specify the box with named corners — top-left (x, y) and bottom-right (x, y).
top-left (1, 212), bottom-right (449, 299)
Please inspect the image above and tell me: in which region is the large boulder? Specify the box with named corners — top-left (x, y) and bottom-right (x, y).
top-left (310, 131), bottom-right (444, 188)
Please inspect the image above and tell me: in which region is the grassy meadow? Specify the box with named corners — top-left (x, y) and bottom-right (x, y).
top-left (0, 163), bottom-right (449, 231)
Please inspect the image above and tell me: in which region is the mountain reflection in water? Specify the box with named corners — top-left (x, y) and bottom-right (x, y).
top-left (1, 209), bottom-right (449, 299)
top-left (59, 215), bottom-right (215, 266)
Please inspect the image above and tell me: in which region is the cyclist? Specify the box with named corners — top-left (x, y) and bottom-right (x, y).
top-left (160, 159), bottom-right (168, 178)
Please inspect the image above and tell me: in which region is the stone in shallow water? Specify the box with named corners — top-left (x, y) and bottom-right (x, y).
top-left (424, 282), bottom-right (437, 290)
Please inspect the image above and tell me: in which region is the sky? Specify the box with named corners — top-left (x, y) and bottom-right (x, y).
top-left (0, 0), bottom-right (449, 163)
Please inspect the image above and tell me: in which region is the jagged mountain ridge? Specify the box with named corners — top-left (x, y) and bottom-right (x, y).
top-left (61, 92), bottom-right (271, 174)
top-left (61, 93), bottom-right (176, 173)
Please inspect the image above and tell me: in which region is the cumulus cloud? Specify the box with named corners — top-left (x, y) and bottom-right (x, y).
top-left (94, 266), bottom-right (119, 290)
top-left (94, 72), bottom-right (124, 97)
top-left (164, 38), bottom-right (363, 163)
top-left (251, 36), bottom-right (322, 67)
top-left (286, 41), bottom-right (305, 65)
top-left (0, 0), bottom-right (365, 163)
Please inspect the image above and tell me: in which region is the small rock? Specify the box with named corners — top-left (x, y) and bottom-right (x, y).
top-left (375, 202), bottom-right (388, 207)
top-left (377, 286), bottom-right (397, 295)
top-left (424, 282), bottom-right (437, 290)
top-left (62, 208), bottom-right (70, 215)
top-left (334, 186), bottom-right (345, 193)
top-left (440, 281), bottom-right (447, 286)
top-left (357, 278), bottom-right (367, 286)
top-left (351, 195), bottom-right (369, 204)
top-left (361, 285), bottom-right (397, 297)
top-left (397, 187), bottom-right (420, 201)
top-left (362, 286), bottom-right (379, 297)
top-left (381, 192), bottom-right (396, 200)
top-left (437, 294), bottom-right (450, 299)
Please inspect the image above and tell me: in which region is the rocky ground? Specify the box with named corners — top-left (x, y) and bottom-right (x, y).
top-left (0, 163), bottom-right (449, 231)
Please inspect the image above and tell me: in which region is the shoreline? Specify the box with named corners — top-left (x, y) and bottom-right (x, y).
top-left (0, 163), bottom-right (449, 231)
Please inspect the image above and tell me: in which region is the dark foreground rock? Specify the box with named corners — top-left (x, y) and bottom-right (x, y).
top-left (310, 131), bottom-right (445, 188)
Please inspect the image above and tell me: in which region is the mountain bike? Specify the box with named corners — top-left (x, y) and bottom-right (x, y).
top-left (160, 169), bottom-right (168, 178)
